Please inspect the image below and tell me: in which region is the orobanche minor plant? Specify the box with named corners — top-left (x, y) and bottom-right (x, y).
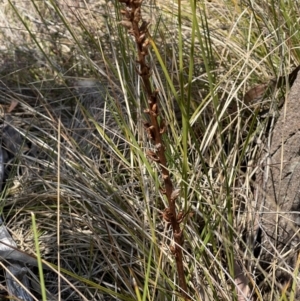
top-left (118, 0), bottom-right (190, 299)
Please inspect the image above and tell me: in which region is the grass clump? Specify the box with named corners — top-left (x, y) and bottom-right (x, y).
top-left (0, 0), bottom-right (299, 300)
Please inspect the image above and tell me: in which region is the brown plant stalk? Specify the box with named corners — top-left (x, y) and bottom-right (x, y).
top-left (117, 0), bottom-right (189, 299)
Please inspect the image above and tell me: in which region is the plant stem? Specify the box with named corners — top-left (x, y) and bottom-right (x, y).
top-left (117, 0), bottom-right (189, 299)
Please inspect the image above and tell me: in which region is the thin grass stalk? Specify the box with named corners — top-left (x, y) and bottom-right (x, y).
top-left (57, 118), bottom-right (62, 301)
top-left (117, 0), bottom-right (189, 299)
top-left (176, 0), bottom-right (189, 205)
top-left (31, 213), bottom-right (47, 301)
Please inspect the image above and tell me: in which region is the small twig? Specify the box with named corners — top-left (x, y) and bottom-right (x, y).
top-left (117, 0), bottom-right (189, 299)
